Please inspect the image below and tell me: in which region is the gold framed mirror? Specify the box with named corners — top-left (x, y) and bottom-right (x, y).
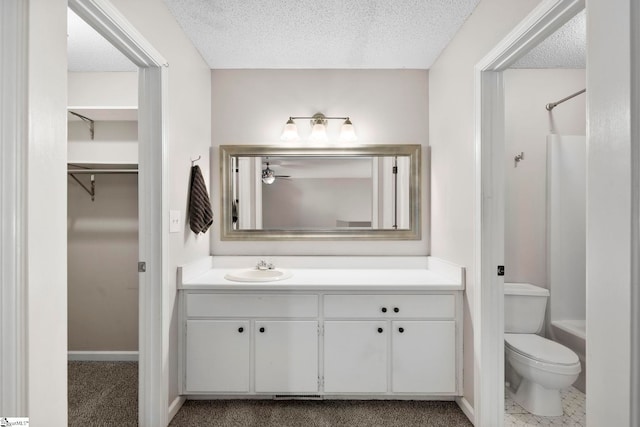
top-left (220, 144), bottom-right (421, 240)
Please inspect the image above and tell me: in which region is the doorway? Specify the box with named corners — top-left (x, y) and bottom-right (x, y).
top-left (473, 0), bottom-right (585, 425)
top-left (66, 12), bottom-right (139, 420)
top-left (502, 26), bottom-right (587, 424)
top-left (68, 0), bottom-right (168, 425)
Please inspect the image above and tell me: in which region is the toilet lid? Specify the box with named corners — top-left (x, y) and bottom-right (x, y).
top-left (505, 333), bottom-right (579, 365)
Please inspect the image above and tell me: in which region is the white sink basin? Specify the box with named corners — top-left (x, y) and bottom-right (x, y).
top-left (224, 268), bottom-right (292, 283)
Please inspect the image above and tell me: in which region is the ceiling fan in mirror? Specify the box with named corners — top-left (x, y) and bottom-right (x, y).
top-left (261, 159), bottom-right (291, 184)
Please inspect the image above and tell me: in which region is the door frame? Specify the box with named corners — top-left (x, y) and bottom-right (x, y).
top-left (472, 0), bottom-right (584, 425)
top-left (632, 1), bottom-right (640, 423)
top-left (68, 1), bottom-right (169, 425)
top-left (0, 0), bottom-right (29, 416)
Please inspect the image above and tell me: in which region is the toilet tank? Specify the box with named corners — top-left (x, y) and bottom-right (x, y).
top-left (504, 282), bottom-right (550, 333)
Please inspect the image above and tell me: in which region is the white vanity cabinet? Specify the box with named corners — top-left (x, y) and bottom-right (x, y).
top-left (254, 320), bottom-right (318, 393)
top-left (323, 294), bottom-right (457, 394)
top-left (181, 293), bottom-right (319, 395)
top-left (178, 256), bottom-right (464, 398)
top-left (323, 320), bottom-right (388, 392)
top-left (185, 320), bottom-right (250, 392)
top-left (390, 320), bottom-right (456, 393)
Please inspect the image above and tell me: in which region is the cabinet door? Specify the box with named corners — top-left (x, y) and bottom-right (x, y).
top-left (391, 320), bottom-right (456, 393)
top-left (185, 320), bottom-right (250, 393)
top-left (324, 321), bottom-right (387, 393)
top-left (255, 321), bottom-right (319, 393)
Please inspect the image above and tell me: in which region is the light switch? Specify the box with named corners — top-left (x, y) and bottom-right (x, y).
top-left (169, 210), bottom-right (181, 233)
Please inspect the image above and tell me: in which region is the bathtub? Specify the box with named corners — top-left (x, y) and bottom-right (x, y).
top-left (550, 319), bottom-right (586, 392)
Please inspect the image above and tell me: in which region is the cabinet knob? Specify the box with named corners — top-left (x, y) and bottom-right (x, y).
top-left (398, 327), bottom-right (405, 333)
top-left (238, 327), bottom-right (244, 333)
top-left (377, 327), bottom-right (384, 333)
top-left (381, 307), bottom-right (387, 313)
top-left (259, 327), bottom-right (265, 333)
top-left (394, 307), bottom-right (400, 313)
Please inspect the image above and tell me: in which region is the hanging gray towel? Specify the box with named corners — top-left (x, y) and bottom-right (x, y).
top-left (189, 165), bottom-right (213, 234)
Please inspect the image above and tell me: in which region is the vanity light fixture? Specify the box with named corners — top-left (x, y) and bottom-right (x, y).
top-left (280, 113), bottom-right (357, 143)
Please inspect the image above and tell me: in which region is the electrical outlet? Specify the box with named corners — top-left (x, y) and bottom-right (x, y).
top-left (169, 210), bottom-right (181, 233)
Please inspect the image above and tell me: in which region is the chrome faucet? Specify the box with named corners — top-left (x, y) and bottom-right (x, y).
top-left (256, 260), bottom-right (275, 270)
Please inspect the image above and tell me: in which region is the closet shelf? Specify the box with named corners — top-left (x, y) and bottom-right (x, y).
top-left (67, 106), bottom-right (138, 122)
top-left (68, 164), bottom-right (138, 202)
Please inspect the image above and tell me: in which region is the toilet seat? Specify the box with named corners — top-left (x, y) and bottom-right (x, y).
top-left (505, 333), bottom-right (579, 366)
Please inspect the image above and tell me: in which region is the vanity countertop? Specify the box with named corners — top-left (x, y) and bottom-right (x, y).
top-left (178, 256), bottom-right (464, 291)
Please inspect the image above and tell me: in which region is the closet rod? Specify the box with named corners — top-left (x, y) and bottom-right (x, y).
top-left (68, 169), bottom-right (137, 201)
top-left (545, 88), bottom-right (586, 111)
top-left (67, 169), bottom-right (138, 174)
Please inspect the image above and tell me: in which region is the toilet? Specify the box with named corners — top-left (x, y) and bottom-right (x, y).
top-left (504, 282), bottom-right (581, 417)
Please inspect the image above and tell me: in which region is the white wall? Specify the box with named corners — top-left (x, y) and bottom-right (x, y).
top-left (68, 71), bottom-right (137, 107)
top-left (68, 173), bottom-right (139, 351)
top-left (68, 121), bottom-right (138, 164)
top-left (108, 0), bottom-right (213, 410)
top-left (586, 0), bottom-right (634, 424)
top-left (262, 178), bottom-right (372, 229)
top-left (503, 69), bottom-right (586, 287)
top-left (26, 0), bottom-right (68, 424)
top-left (67, 72), bottom-right (138, 164)
top-left (428, 0), bottom-right (540, 409)
top-left (211, 69), bottom-right (429, 255)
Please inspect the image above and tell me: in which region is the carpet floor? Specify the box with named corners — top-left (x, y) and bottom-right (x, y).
top-left (68, 361), bottom-right (138, 427)
top-left (69, 361), bottom-right (472, 427)
top-left (170, 399), bottom-right (473, 427)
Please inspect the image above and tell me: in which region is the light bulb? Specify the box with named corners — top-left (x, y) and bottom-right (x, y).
top-left (309, 123), bottom-right (328, 143)
top-left (280, 118), bottom-right (299, 142)
top-left (339, 118), bottom-right (357, 142)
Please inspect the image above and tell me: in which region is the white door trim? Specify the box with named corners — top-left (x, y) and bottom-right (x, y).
top-left (631, 0), bottom-right (640, 424)
top-left (138, 64), bottom-right (170, 427)
top-left (68, 1), bottom-right (168, 426)
top-left (0, 0), bottom-right (29, 416)
top-left (473, 0), bottom-right (584, 425)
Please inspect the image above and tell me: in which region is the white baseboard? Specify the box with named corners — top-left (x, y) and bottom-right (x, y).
top-left (68, 351), bottom-right (139, 361)
top-left (456, 396), bottom-right (475, 426)
top-left (168, 396), bottom-right (186, 422)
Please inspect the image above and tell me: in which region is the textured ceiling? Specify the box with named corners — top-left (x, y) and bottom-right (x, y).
top-left (67, 2), bottom-right (585, 71)
top-left (512, 10), bottom-right (585, 69)
top-left (67, 9), bottom-right (136, 72)
top-left (161, 0), bottom-right (481, 69)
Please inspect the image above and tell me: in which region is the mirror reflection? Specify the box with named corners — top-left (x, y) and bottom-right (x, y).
top-left (232, 156), bottom-right (410, 231)
top-left (220, 145), bottom-right (421, 240)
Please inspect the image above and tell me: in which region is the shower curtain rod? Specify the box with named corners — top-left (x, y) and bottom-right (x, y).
top-left (546, 88), bottom-right (586, 111)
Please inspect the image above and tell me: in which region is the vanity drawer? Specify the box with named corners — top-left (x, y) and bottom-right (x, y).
top-left (323, 294), bottom-right (455, 319)
top-left (185, 293), bottom-right (318, 318)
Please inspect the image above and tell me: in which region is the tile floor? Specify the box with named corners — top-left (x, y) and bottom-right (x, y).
top-left (504, 386), bottom-right (585, 426)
